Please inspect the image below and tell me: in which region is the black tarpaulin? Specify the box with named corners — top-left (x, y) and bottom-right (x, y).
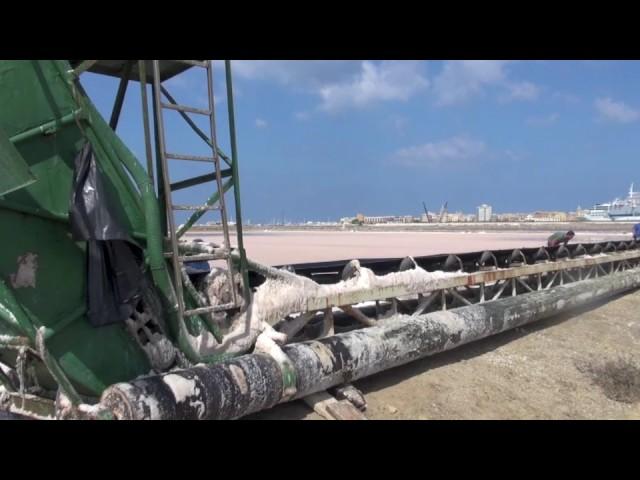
top-left (69, 142), bottom-right (145, 327)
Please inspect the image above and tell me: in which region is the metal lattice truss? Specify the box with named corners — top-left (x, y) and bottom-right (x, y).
top-left (240, 242), bottom-right (640, 342)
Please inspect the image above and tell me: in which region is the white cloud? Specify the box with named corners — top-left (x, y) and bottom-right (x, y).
top-left (232, 60), bottom-right (542, 111)
top-left (433, 61), bottom-right (508, 105)
top-left (433, 61), bottom-right (540, 106)
top-left (255, 118), bottom-right (268, 128)
top-left (552, 91), bottom-right (580, 104)
top-left (393, 135), bottom-right (487, 168)
top-left (318, 61), bottom-right (428, 112)
top-left (232, 60), bottom-right (362, 90)
top-left (294, 111), bottom-right (310, 121)
top-left (594, 97), bottom-right (639, 123)
top-left (527, 112), bottom-right (560, 126)
top-left (231, 60), bottom-right (428, 112)
top-left (503, 81), bottom-right (540, 101)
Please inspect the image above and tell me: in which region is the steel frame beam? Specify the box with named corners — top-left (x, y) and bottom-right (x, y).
top-left (71, 60), bottom-right (98, 77)
top-left (280, 250), bottom-right (640, 316)
top-left (109, 61), bottom-right (133, 130)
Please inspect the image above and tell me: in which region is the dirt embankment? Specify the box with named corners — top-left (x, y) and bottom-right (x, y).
top-left (193, 222), bottom-right (636, 234)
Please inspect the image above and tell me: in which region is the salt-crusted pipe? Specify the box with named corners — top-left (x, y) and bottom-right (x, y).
top-left (178, 255), bottom-right (462, 358)
top-left (99, 268), bottom-right (640, 420)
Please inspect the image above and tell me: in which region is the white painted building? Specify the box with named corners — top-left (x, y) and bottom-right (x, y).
top-left (477, 204), bottom-right (493, 222)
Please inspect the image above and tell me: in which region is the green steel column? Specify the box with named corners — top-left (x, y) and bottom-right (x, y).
top-left (138, 61), bottom-right (156, 189)
top-left (224, 61), bottom-right (250, 301)
top-left (108, 61), bottom-right (133, 130)
top-left (151, 82), bottom-right (167, 236)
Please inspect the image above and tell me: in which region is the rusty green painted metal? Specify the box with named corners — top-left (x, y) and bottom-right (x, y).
top-left (224, 61), bottom-right (250, 303)
top-left (0, 60), bottom-right (250, 409)
top-left (0, 61), bottom-right (155, 397)
top-left (0, 127), bottom-right (36, 196)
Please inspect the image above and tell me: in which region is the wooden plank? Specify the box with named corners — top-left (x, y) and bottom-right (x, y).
top-left (303, 391), bottom-right (367, 420)
top-left (326, 400), bottom-right (368, 420)
top-left (303, 391), bottom-right (337, 419)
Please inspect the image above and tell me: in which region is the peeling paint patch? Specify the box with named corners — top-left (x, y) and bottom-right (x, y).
top-left (229, 364), bottom-right (249, 395)
top-left (9, 253), bottom-right (37, 289)
top-left (309, 341), bottom-right (337, 373)
top-left (162, 374), bottom-right (197, 403)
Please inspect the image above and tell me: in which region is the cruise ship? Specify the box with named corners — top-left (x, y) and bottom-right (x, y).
top-left (608, 183), bottom-right (640, 221)
top-left (582, 183), bottom-right (640, 221)
top-left (583, 202), bottom-right (612, 221)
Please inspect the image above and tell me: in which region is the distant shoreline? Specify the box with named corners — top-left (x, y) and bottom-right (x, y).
top-left (187, 221), bottom-right (636, 234)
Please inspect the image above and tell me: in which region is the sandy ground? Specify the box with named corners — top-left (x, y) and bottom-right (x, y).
top-left (182, 229), bottom-right (640, 420)
top-left (185, 230), bottom-right (631, 266)
top-left (249, 289), bottom-right (640, 420)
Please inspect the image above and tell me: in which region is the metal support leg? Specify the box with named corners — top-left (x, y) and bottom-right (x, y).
top-left (206, 61), bottom-right (238, 306)
top-left (449, 288), bottom-right (472, 306)
top-left (341, 305), bottom-right (376, 327)
top-left (320, 309), bottom-right (335, 338)
top-left (138, 61), bottom-right (155, 188)
top-left (224, 60), bottom-right (250, 304)
top-left (415, 292), bottom-right (439, 315)
top-left (517, 277), bottom-right (534, 292)
top-left (150, 81), bottom-right (166, 235)
top-left (109, 61), bottom-right (133, 130)
top-left (492, 280), bottom-right (509, 300)
top-left (152, 61), bottom-right (183, 315)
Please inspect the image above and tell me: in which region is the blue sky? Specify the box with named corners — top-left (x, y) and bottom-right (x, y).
top-left (81, 60), bottom-right (640, 224)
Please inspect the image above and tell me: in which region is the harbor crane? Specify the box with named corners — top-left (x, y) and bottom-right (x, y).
top-left (422, 201), bottom-right (431, 223)
top-left (438, 201), bottom-right (448, 223)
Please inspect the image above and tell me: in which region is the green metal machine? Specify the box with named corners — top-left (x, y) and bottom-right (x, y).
top-left (1, 60), bottom-right (640, 420)
top-left (0, 60), bottom-right (251, 417)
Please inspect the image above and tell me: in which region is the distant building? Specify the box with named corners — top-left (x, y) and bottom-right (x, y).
top-left (477, 204), bottom-right (492, 222)
top-left (574, 206), bottom-right (587, 220)
top-left (527, 211), bottom-right (568, 222)
top-left (360, 215), bottom-right (395, 224)
top-left (396, 215), bottom-right (417, 223)
top-left (447, 211), bottom-right (465, 223)
top-left (494, 212), bottom-right (528, 222)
